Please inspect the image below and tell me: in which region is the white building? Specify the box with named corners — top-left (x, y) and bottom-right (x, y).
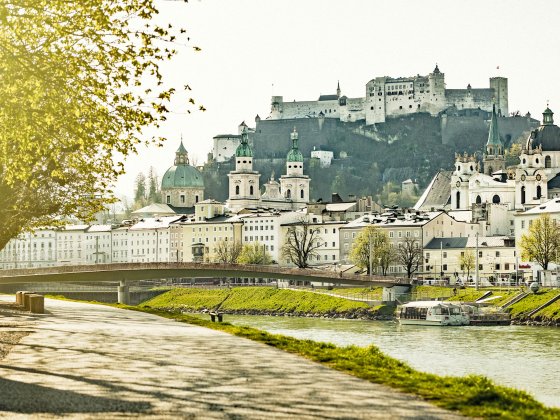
top-left (129, 216), bottom-right (180, 263)
top-left (0, 229), bottom-right (58, 269)
top-left (84, 225), bottom-right (113, 264)
top-left (310, 149), bottom-right (334, 168)
top-left (57, 225), bottom-right (88, 266)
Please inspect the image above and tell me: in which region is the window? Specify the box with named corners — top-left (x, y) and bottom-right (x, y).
top-left (180, 195), bottom-right (185, 203)
top-left (545, 156), bottom-right (552, 168)
top-left (250, 185), bottom-right (254, 195)
top-left (300, 189), bottom-right (304, 199)
top-left (478, 251), bottom-right (482, 258)
top-left (443, 252), bottom-right (447, 258)
top-left (235, 185), bottom-right (240, 195)
top-left (166, 195), bottom-right (171, 204)
top-left (537, 185), bottom-right (542, 199)
top-left (496, 251), bottom-right (500, 257)
top-left (443, 264), bottom-right (448, 271)
top-left (286, 189), bottom-right (291, 198)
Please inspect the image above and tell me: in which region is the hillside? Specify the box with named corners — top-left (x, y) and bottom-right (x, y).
top-left (203, 112), bottom-right (537, 203)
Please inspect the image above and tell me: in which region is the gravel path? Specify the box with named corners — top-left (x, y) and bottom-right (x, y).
top-left (0, 296), bottom-right (465, 419)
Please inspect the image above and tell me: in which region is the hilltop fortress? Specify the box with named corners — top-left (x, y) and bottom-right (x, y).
top-left (269, 65), bottom-right (508, 125)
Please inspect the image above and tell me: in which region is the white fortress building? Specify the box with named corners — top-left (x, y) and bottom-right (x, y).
top-left (268, 65), bottom-right (508, 125)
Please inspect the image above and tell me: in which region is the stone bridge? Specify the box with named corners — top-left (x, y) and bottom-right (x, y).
top-left (0, 262), bottom-right (411, 303)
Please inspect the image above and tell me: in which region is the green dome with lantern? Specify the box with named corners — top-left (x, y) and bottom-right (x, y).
top-left (286, 127), bottom-right (304, 162)
top-left (161, 140), bottom-right (204, 189)
top-left (235, 127), bottom-right (253, 157)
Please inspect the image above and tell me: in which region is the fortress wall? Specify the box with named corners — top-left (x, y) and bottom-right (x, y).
top-left (280, 100), bottom-right (339, 119)
top-left (445, 89), bottom-right (494, 113)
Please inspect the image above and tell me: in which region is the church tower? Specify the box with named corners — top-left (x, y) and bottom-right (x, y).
top-left (226, 127), bottom-right (261, 212)
top-left (483, 104), bottom-right (505, 175)
top-left (450, 152), bottom-right (477, 210)
top-left (280, 128), bottom-right (310, 208)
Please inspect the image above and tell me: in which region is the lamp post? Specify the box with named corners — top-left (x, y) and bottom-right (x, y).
top-left (475, 232), bottom-right (479, 290)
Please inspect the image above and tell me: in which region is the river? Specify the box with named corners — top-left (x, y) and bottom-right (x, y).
top-left (223, 315), bottom-right (560, 408)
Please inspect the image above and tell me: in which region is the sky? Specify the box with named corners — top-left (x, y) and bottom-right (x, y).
top-left (115, 0), bottom-right (560, 200)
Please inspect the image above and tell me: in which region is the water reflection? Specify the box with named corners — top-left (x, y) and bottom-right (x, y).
top-left (224, 315), bottom-right (560, 408)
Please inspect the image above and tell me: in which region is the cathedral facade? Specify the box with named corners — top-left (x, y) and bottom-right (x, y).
top-left (226, 127), bottom-right (310, 213)
top-left (450, 106), bottom-right (560, 211)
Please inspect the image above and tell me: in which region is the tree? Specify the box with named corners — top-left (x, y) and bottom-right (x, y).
top-left (396, 237), bottom-right (423, 278)
top-left (0, 0), bottom-right (197, 250)
top-left (239, 242), bottom-right (272, 265)
top-left (281, 217), bottom-right (323, 268)
top-left (520, 214), bottom-right (560, 270)
top-left (458, 250), bottom-right (475, 282)
top-left (214, 240), bottom-right (242, 264)
top-left (147, 167), bottom-right (161, 204)
top-left (349, 226), bottom-right (393, 275)
top-left (134, 173), bottom-right (147, 208)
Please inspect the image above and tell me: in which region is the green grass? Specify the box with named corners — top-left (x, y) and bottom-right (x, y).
top-left (534, 299), bottom-right (560, 321)
top-left (123, 305), bottom-right (560, 419)
top-left (507, 289), bottom-right (560, 319)
top-left (142, 287), bottom-right (387, 316)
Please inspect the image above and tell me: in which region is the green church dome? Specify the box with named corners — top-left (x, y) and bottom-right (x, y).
top-left (287, 128), bottom-right (304, 162)
top-left (161, 140), bottom-right (204, 189)
top-left (161, 164), bottom-right (204, 189)
top-left (235, 127), bottom-right (253, 157)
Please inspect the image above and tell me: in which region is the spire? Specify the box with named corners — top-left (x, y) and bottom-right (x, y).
top-left (336, 80), bottom-right (341, 98)
top-left (433, 63), bottom-right (440, 74)
top-left (174, 137), bottom-right (189, 165)
top-left (486, 104), bottom-right (503, 155)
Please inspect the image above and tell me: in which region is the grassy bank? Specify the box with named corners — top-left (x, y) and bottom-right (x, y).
top-left (507, 289), bottom-right (560, 321)
top-left (142, 287), bottom-right (392, 318)
top-left (124, 305), bottom-right (560, 419)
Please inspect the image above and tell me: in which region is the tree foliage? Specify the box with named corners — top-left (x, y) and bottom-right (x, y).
top-left (281, 217), bottom-right (323, 268)
top-left (458, 250), bottom-right (475, 281)
top-left (349, 226), bottom-right (394, 275)
top-left (395, 237), bottom-right (422, 278)
top-left (213, 240), bottom-right (242, 264)
top-left (0, 0), bottom-right (197, 249)
top-left (238, 242), bottom-right (272, 265)
top-left (520, 214), bottom-right (560, 270)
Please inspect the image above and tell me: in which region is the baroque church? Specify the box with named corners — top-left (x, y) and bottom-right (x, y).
top-left (226, 127), bottom-right (310, 212)
top-left (450, 105), bottom-right (560, 211)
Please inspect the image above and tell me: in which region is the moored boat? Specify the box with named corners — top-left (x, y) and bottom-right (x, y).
top-left (397, 301), bottom-right (468, 326)
top-left (459, 304), bottom-right (511, 326)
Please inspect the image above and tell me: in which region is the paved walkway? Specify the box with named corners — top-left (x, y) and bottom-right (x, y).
top-left (0, 297), bottom-right (464, 419)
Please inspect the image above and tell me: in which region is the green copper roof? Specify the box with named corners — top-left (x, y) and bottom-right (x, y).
top-left (176, 140), bottom-right (187, 154)
top-left (287, 128), bottom-right (304, 162)
top-left (543, 107), bottom-right (554, 125)
top-left (161, 164), bottom-right (204, 189)
top-left (235, 127), bottom-right (253, 157)
top-left (486, 104), bottom-right (502, 147)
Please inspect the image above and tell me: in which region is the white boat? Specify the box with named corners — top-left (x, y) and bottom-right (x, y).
top-left (397, 301), bottom-right (469, 326)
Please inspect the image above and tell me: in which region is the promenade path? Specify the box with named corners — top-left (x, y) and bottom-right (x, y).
top-left (0, 297), bottom-right (464, 419)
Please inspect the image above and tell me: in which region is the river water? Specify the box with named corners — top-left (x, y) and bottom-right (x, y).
top-left (224, 315), bottom-right (560, 408)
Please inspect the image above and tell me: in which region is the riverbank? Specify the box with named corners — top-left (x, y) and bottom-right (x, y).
top-left (142, 286), bottom-right (560, 325)
top-left (142, 287), bottom-right (394, 320)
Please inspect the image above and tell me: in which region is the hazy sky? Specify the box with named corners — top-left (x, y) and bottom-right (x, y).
top-left (115, 0), bottom-right (560, 199)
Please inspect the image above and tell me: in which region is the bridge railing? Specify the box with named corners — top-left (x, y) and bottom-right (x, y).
top-left (0, 262), bottom-right (409, 285)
